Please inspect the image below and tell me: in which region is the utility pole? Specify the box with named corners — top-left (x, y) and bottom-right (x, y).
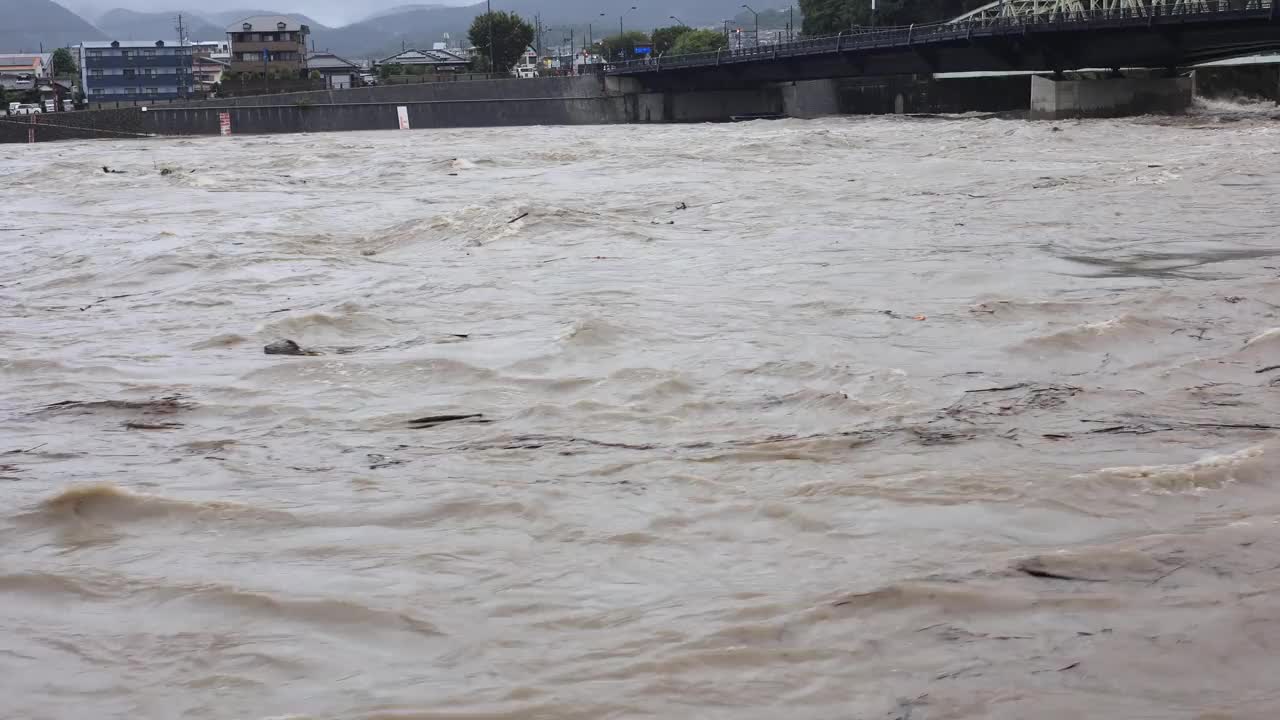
top-left (486, 0), bottom-right (494, 73)
top-left (790, 5), bottom-right (795, 41)
top-left (535, 13), bottom-right (542, 60)
top-left (175, 13), bottom-right (187, 99)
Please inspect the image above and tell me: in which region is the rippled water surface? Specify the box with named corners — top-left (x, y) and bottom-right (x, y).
top-left (5, 108), bottom-right (1280, 719)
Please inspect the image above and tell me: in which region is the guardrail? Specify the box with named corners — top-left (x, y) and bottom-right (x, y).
top-left (606, 0), bottom-right (1279, 74)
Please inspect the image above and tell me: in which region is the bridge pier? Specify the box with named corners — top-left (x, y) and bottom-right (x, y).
top-left (1029, 75), bottom-right (1192, 120)
top-left (779, 76), bottom-right (1030, 117)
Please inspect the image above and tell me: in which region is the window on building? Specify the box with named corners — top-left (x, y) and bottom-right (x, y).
top-left (91, 87), bottom-right (103, 95)
top-left (144, 68), bottom-right (155, 76)
top-left (145, 87), bottom-right (158, 95)
top-left (121, 50), bottom-right (132, 58)
top-left (143, 49), bottom-right (156, 57)
top-left (88, 49), bottom-right (103, 57)
top-left (91, 69), bottom-right (103, 77)
top-left (123, 68), bottom-right (135, 76)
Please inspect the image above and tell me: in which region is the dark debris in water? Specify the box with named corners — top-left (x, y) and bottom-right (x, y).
top-left (1082, 418), bottom-right (1280, 435)
top-left (123, 421), bottom-right (185, 431)
top-left (367, 453), bottom-right (405, 470)
top-left (37, 394), bottom-right (193, 416)
top-left (944, 383), bottom-right (1081, 420)
top-left (264, 339), bottom-right (322, 356)
top-left (408, 414), bottom-right (490, 429)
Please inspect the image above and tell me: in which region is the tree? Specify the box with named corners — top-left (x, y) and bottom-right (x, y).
top-left (596, 31), bottom-right (649, 60)
top-left (799, 0), bottom-right (988, 35)
top-left (670, 29), bottom-right (728, 55)
top-left (379, 62), bottom-right (403, 79)
top-left (468, 10), bottom-right (535, 72)
top-left (51, 47), bottom-right (77, 76)
top-left (651, 25), bottom-right (689, 55)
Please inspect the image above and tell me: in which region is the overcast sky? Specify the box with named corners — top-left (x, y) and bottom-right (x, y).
top-left (63, 0), bottom-right (477, 26)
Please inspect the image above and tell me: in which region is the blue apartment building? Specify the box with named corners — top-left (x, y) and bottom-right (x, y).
top-left (78, 40), bottom-right (192, 104)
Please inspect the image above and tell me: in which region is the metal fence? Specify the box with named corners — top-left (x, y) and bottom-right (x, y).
top-left (606, 0), bottom-right (1280, 74)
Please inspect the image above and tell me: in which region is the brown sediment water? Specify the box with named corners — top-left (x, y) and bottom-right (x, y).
top-left (3, 104), bottom-right (1280, 719)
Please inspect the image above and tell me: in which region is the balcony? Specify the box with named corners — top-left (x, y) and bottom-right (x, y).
top-left (231, 40), bottom-right (306, 53)
top-left (86, 73), bottom-right (182, 88)
top-left (228, 60), bottom-right (306, 74)
top-left (84, 56), bottom-right (189, 69)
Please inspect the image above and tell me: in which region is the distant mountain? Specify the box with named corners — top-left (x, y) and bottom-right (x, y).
top-left (0, 0), bottom-right (104, 51)
top-left (319, 0), bottom-right (786, 59)
top-left (323, 5), bottom-right (480, 58)
top-left (95, 9), bottom-right (225, 42)
top-left (203, 9), bottom-right (329, 31)
top-left (361, 4), bottom-right (448, 22)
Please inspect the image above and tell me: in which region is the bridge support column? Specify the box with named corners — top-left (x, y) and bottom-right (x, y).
top-left (1029, 75), bottom-right (1191, 120)
top-left (780, 80), bottom-right (841, 118)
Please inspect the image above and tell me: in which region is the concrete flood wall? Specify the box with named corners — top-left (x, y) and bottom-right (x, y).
top-left (1030, 75), bottom-right (1193, 119)
top-left (0, 107), bottom-right (146, 143)
top-left (175, 76), bottom-right (610, 109)
top-left (144, 96), bottom-right (631, 136)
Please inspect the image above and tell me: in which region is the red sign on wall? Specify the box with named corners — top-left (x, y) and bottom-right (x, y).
top-left (219, 112), bottom-right (231, 136)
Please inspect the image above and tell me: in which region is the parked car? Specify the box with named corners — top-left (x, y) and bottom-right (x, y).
top-left (43, 100), bottom-right (56, 113)
top-left (62, 99), bottom-right (75, 112)
top-left (6, 101), bottom-right (18, 115)
top-left (15, 103), bottom-right (43, 115)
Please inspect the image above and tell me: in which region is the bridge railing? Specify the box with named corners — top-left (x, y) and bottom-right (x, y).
top-left (606, 0), bottom-right (1278, 74)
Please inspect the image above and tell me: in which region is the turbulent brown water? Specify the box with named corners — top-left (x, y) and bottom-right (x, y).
top-left (5, 105), bottom-right (1280, 719)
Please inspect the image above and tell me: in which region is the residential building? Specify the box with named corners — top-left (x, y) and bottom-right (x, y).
top-left (306, 52), bottom-right (360, 89)
top-left (0, 53), bottom-right (51, 79)
top-left (377, 48), bottom-right (470, 76)
top-left (77, 40), bottom-right (192, 103)
top-left (190, 40), bottom-right (229, 92)
top-left (191, 40), bottom-right (230, 57)
top-left (227, 16), bottom-right (309, 76)
top-left (192, 55), bottom-right (228, 93)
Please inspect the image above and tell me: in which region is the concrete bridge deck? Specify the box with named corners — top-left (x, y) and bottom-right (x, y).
top-left (606, 0), bottom-right (1280, 89)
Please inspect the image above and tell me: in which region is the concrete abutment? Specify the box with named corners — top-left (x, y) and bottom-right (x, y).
top-left (1029, 75), bottom-right (1193, 120)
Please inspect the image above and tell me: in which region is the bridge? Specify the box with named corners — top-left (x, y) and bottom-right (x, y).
top-left (605, 0), bottom-right (1280, 90)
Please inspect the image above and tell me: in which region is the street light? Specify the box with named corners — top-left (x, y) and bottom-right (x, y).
top-left (670, 15), bottom-right (687, 26)
top-left (742, 4), bottom-right (759, 48)
top-left (620, 5), bottom-right (637, 59)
